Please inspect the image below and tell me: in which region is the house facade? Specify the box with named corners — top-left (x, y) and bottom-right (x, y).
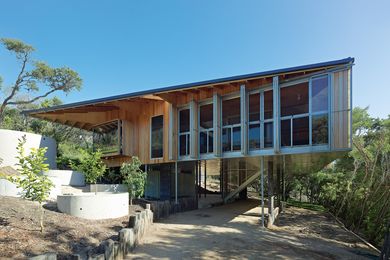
top-left (25, 58), bottom-right (353, 215)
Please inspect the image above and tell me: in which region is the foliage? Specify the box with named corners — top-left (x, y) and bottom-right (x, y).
top-left (7, 135), bottom-right (53, 232)
top-left (0, 38), bottom-right (82, 126)
top-left (288, 107), bottom-right (390, 247)
top-left (287, 199), bottom-right (325, 213)
top-left (70, 149), bottom-right (106, 185)
top-left (120, 157), bottom-right (147, 204)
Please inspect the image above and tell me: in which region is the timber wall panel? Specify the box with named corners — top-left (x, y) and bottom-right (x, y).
top-left (331, 69), bottom-right (352, 150)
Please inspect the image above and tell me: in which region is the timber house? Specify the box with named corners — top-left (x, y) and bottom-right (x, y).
top-left (25, 58), bottom-right (354, 222)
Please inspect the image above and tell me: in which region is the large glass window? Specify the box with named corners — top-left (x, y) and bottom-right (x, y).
top-left (248, 93), bottom-right (260, 150)
top-left (93, 120), bottom-right (121, 156)
top-left (179, 109), bottom-right (190, 156)
top-left (280, 82), bottom-right (309, 147)
top-left (222, 97), bottom-right (241, 152)
top-left (199, 103), bottom-right (213, 154)
top-left (151, 115), bottom-right (163, 158)
top-left (311, 76), bottom-right (329, 145)
top-left (263, 90), bottom-right (274, 148)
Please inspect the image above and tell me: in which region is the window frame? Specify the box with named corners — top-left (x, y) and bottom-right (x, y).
top-left (247, 86), bottom-right (274, 153)
top-left (198, 100), bottom-right (214, 156)
top-left (278, 74), bottom-right (330, 149)
top-left (221, 94), bottom-right (242, 154)
top-left (178, 106), bottom-right (191, 159)
top-left (150, 115), bottom-right (164, 159)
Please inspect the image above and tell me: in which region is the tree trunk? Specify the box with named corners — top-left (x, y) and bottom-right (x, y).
top-left (39, 203), bottom-right (44, 233)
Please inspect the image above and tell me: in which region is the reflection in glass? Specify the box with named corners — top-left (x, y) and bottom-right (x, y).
top-left (281, 119), bottom-right (291, 147)
top-left (151, 116), bottom-right (164, 158)
top-left (293, 116), bottom-right (309, 146)
top-left (312, 114), bottom-right (328, 145)
top-left (249, 124), bottom-right (260, 150)
top-left (264, 122), bottom-right (273, 148)
top-left (280, 82), bottom-right (309, 116)
top-left (312, 76), bottom-right (328, 112)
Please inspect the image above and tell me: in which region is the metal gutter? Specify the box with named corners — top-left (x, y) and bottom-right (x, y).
top-left (23, 57), bottom-right (354, 115)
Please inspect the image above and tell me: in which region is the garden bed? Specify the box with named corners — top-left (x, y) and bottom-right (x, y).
top-left (0, 196), bottom-right (143, 259)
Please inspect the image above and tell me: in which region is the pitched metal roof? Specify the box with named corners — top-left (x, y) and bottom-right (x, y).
top-left (23, 57), bottom-right (354, 115)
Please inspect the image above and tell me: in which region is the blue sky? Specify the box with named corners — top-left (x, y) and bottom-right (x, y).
top-left (0, 1), bottom-right (389, 118)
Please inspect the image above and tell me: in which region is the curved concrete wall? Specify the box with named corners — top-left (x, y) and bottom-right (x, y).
top-left (0, 176), bottom-right (62, 200)
top-left (57, 192), bottom-right (129, 219)
top-left (0, 179), bottom-right (22, 197)
top-left (0, 129), bottom-right (57, 169)
top-left (44, 170), bottom-right (85, 186)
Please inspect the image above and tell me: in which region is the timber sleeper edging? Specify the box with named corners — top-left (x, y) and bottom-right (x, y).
top-left (28, 204), bottom-right (154, 260)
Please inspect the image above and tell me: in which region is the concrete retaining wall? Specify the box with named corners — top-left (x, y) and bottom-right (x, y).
top-left (0, 176), bottom-right (62, 200)
top-left (0, 129), bottom-right (57, 169)
top-left (57, 192), bottom-right (129, 219)
top-left (89, 184), bottom-right (128, 193)
top-left (44, 170), bottom-right (85, 186)
top-left (0, 179), bottom-right (22, 197)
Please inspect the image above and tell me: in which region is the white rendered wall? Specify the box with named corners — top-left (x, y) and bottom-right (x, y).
top-left (57, 192), bottom-right (129, 219)
top-left (0, 176), bottom-right (62, 200)
top-left (0, 179), bottom-right (22, 197)
top-left (0, 129), bottom-right (57, 169)
top-left (44, 170), bottom-right (85, 186)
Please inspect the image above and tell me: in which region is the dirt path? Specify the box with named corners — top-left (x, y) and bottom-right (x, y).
top-left (128, 199), bottom-right (378, 260)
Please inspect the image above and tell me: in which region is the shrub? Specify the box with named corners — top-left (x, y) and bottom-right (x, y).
top-left (7, 135), bottom-right (53, 232)
top-left (120, 157), bottom-right (147, 205)
top-left (70, 148), bottom-right (106, 192)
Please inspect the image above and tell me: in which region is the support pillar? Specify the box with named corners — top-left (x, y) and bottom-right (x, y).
top-left (175, 161), bottom-right (178, 204)
top-left (268, 160), bottom-right (274, 226)
top-left (260, 157), bottom-right (265, 228)
top-left (204, 160), bottom-right (207, 198)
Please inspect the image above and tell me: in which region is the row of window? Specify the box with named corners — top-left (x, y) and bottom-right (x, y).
top-left (151, 75), bottom-right (330, 159)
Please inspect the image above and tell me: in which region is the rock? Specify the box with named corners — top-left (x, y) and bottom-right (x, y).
top-left (102, 239), bottom-right (115, 260)
top-left (29, 252), bottom-right (57, 260)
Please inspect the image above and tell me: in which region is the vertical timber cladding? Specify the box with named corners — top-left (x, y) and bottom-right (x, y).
top-left (168, 103), bottom-right (178, 160)
top-left (331, 69), bottom-right (352, 150)
top-left (213, 92), bottom-right (222, 157)
top-left (136, 100), bottom-right (171, 164)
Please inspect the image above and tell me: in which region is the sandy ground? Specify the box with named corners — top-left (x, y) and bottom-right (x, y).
top-left (0, 196), bottom-right (143, 259)
top-left (129, 199), bottom-right (378, 260)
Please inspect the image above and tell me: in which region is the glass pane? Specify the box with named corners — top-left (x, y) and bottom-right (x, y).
top-left (151, 116), bottom-right (164, 158)
top-left (208, 130), bottom-right (214, 153)
top-left (93, 121), bottom-right (120, 155)
top-left (200, 103), bottom-right (213, 129)
top-left (264, 122), bottom-right (273, 148)
top-left (179, 109), bottom-right (190, 133)
top-left (293, 116), bottom-right (309, 146)
top-left (264, 90), bottom-right (273, 120)
top-left (280, 82), bottom-right (309, 116)
top-left (249, 93), bottom-right (260, 122)
top-left (179, 134), bottom-right (187, 156)
top-left (232, 126), bottom-right (241, 151)
top-left (312, 114), bottom-right (328, 145)
top-left (281, 119), bottom-right (291, 147)
top-left (312, 76), bottom-right (328, 112)
top-left (187, 134), bottom-right (191, 155)
top-left (249, 123), bottom-right (260, 150)
top-left (200, 132), bottom-right (207, 154)
top-left (222, 97), bottom-right (240, 126)
top-left (222, 128), bottom-right (231, 152)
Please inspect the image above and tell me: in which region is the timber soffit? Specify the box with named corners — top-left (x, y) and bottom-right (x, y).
top-left (23, 57), bottom-right (354, 115)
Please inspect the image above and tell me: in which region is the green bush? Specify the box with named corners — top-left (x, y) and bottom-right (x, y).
top-left (120, 157), bottom-right (147, 205)
top-left (70, 149), bottom-right (107, 189)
